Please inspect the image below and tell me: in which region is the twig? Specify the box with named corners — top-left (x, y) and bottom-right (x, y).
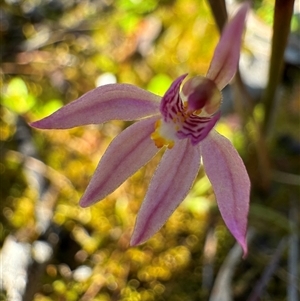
top-left (288, 196), bottom-right (299, 301)
top-left (272, 170), bottom-right (300, 186)
top-left (209, 229), bottom-right (255, 301)
top-left (261, 0), bottom-right (295, 134)
top-left (202, 228), bottom-right (217, 293)
top-left (207, 0), bottom-right (228, 34)
top-left (2, 148), bottom-right (75, 192)
top-left (247, 237), bottom-right (288, 301)
top-left (232, 74), bottom-right (272, 191)
top-left (0, 117), bottom-right (62, 301)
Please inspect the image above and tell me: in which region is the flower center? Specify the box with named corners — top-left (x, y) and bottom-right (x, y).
top-left (151, 105), bottom-right (196, 149)
top-left (151, 75), bottom-right (222, 149)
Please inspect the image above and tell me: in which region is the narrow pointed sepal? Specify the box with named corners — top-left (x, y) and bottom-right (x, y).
top-left (80, 116), bottom-right (160, 207)
top-left (201, 130), bottom-right (250, 256)
top-left (30, 84), bottom-right (161, 129)
top-left (206, 2), bottom-right (250, 90)
top-left (130, 139), bottom-right (201, 246)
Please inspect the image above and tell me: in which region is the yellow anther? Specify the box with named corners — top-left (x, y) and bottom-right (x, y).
top-left (152, 136), bottom-right (166, 148)
top-left (167, 141), bottom-right (174, 149)
top-left (154, 119), bottom-right (161, 129)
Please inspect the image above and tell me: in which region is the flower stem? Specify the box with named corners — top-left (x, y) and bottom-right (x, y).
top-left (207, 0), bottom-right (228, 33)
top-left (262, 0), bottom-right (295, 134)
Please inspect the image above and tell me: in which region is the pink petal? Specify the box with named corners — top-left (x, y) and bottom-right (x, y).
top-left (30, 84), bottom-right (161, 129)
top-left (176, 111), bottom-right (221, 145)
top-left (160, 74), bottom-right (188, 121)
top-left (201, 130), bottom-right (250, 256)
top-left (80, 116), bottom-right (159, 207)
top-left (206, 2), bottom-right (249, 90)
top-left (130, 139), bottom-right (201, 246)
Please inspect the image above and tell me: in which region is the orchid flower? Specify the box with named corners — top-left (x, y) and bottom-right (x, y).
top-left (31, 3), bottom-right (250, 255)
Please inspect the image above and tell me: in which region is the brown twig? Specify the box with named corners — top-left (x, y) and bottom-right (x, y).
top-left (247, 238), bottom-right (288, 301)
top-left (288, 196), bottom-right (299, 301)
top-left (207, 0), bottom-right (228, 33)
top-left (209, 229), bottom-right (255, 301)
top-left (261, 0), bottom-right (295, 135)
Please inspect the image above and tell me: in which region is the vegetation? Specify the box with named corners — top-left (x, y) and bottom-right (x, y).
top-left (1, 0), bottom-right (299, 300)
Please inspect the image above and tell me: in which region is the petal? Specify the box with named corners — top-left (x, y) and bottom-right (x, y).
top-left (177, 111), bottom-right (221, 145)
top-left (160, 74), bottom-right (188, 121)
top-left (206, 2), bottom-right (249, 90)
top-left (201, 130), bottom-right (250, 256)
top-left (30, 84), bottom-right (161, 129)
top-left (131, 139), bottom-right (201, 246)
top-left (80, 116), bottom-right (159, 207)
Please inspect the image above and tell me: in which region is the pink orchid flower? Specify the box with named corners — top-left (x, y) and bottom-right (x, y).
top-left (31, 3), bottom-right (250, 255)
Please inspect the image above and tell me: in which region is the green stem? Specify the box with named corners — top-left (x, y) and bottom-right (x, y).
top-left (207, 0), bottom-right (227, 33)
top-left (262, 0), bottom-right (295, 134)
top-left (232, 74), bottom-right (272, 191)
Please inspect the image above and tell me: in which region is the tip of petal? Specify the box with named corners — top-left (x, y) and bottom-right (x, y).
top-left (239, 1), bottom-right (251, 14)
top-left (79, 199), bottom-right (90, 208)
top-left (130, 229), bottom-right (148, 247)
top-left (29, 120), bottom-right (44, 129)
top-left (242, 248), bottom-right (248, 259)
top-left (79, 193), bottom-right (98, 208)
top-left (29, 118), bottom-right (59, 129)
top-left (240, 239), bottom-right (248, 259)
top-left (206, 1), bottom-right (250, 89)
top-left (129, 237), bottom-right (139, 247)
top-left (230, 225), bottom-right (248, 258)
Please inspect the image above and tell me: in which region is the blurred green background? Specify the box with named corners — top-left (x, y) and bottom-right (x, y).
top-left (1, 0), bottom-right (299, 300)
